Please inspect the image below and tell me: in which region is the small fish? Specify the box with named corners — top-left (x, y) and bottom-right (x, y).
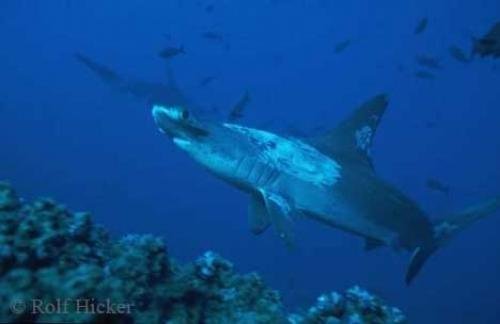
top-left (199, 76), bottom-right (217, 87)
top-left (228, 91), bottom-right (251, 122)
top-left (414, 70), bottom-right (436, 80)
top-left (202, 31), bottom-right (224, 42)
top-left (448, 45), bottom-right (471, 63)
top-left (334, 39), bottom-right (352, 54)
top-left (159, 46), bottom-right (185, 60)
top-left (202, 31), bottom-right (230, 50)
top-left (416, 55), bottom-right (443, 70)
top-left (414, 17), bottom-right (428, 35)
top-left (426, 178), bottom-right (450, 195)
top-left (473, 22), bottom-right (500, 58)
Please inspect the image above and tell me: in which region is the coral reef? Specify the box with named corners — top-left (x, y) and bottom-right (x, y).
top-left (0, 181), bottom-right (406, 323)
top-left (288, 286), bottom-right (406, 324)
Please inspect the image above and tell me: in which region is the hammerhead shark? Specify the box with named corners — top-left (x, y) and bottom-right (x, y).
top-left (75, 53), bottom-right (193, 108)
top-left (75, 53), bottom-right (251, 121)
top-left (151, 95), bottom-right (500, 285)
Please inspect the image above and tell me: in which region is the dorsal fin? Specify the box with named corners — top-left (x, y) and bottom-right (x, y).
top-left (228, 90), bottom-right (251, 122)
top-left (310, 94), bottom-right (389, 170)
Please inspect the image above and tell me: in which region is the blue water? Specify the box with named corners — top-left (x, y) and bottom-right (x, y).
top-left (1, 1), bottom-right (499, 322)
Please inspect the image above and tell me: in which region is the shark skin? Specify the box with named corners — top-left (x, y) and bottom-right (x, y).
top-left (151, 95), bottom-right (500, 285)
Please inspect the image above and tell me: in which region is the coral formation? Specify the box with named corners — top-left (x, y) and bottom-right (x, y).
top-left (0, 181), bottom-right (406, 323)
top-left (288, 286), bottom-right (406, 324)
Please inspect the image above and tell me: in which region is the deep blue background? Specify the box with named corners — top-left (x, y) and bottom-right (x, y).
top-left (1, 1), bottom-right (499, 322)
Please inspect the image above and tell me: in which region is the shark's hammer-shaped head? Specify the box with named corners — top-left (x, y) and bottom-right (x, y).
top-left (152, 105), bottom-right (269, 190)
top-left (152, 105), bottom-right (243, 183)
top-left (152, 105), bottom-right (209, 140)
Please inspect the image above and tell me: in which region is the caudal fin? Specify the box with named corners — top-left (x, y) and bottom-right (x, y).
top-left (433, 195), bottom-right (500, 246)
top-left (406, 195), bottom-right (500, 285)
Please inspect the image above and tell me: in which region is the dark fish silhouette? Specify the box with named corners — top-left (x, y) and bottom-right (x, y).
top-left (414, 17), bottom-right (428, 35)
top-left (334, 39), bottom-right (352, 54)
top-left (414, 70), bottom-right (436, 80)
top-left (228, 91), bottom-right (251, 122)
top-left (159, 46), bottom-right (185, 60)
top-left (202, 31), bottom-right (230, 51)
top-left (75, 53), bottom-right (120, 83)
top-left (473, 22), bottom-right (500, 58)
top-left (75, 53), bottom-right (192, 108)
top-left (448, 45), bottom-right (472, 63)
top-left (426, 179), bottom-right (450, 195)
top-left (416, 55), bottom-right (443, 70)
top-left (202, 31), bottom-right (224, 42)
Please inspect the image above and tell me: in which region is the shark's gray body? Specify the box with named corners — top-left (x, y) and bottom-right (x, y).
top-left (168, 117), bottom-right (429, 250)
top-left (151, 94), bottom-right (500, 285)
top-left (76, 52), bottom-right (499, 283)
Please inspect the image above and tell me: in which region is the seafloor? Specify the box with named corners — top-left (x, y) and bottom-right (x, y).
top-left (0, 181), bottom-right (406, 323)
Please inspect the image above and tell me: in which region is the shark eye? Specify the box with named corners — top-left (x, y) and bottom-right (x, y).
top-left (181, 109), bottom-right (190, 120)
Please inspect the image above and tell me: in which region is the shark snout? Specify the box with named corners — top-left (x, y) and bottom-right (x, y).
top-left (152, 106), bottom-right (171, 136)
top-left (152, 104), bottom-right (189, 123)
top-left (152, 105), bottom-right (189, 136)
top-left (152, 105), bottom-right (209, 139)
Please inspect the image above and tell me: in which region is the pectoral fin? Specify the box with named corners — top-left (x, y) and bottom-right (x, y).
top-left (405, 245), bottom-right (436, 285)
top-left (248, 194), bottom-right (271, 235)
top-left (258, 189), bottom-right (296, 249)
